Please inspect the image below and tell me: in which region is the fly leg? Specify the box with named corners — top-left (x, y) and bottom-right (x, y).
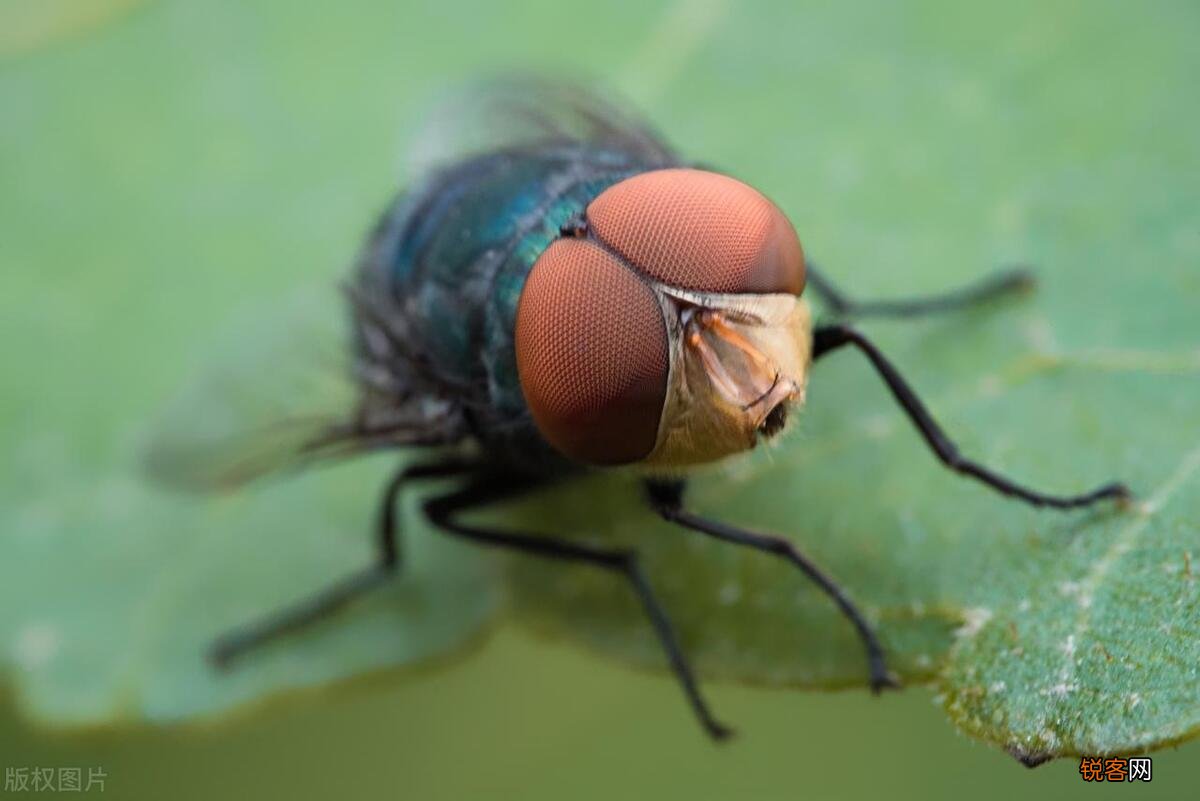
top-left (644, 479), bottom-right (900, 693)
top-left (806, 263), bottom-right (1035, 319)
top-left (423, 473), bottom-right (733, 741)
top-left (812, 324), bottom-right (1132, 508)
top-left (210, 458), bottom-right (477, 667)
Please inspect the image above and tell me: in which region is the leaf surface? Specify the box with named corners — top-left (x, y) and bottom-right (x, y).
top-left (1, 0), bottom-right (1196, 763)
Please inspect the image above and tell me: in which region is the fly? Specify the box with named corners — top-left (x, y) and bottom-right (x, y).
top-left (147, 78), bottom-right (1131, 741)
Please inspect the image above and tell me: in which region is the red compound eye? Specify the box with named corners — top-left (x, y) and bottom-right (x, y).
top-left (586, 168), bottom-right (806, 295)
top-left (515, 238), bottom-right (669, 465)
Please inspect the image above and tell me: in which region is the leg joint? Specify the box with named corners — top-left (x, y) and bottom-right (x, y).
top-left (644, 478), bottom-right (687, 515)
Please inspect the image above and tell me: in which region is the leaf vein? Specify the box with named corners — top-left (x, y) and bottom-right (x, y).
top-left (1057, 440), bottom-right (1200, 689)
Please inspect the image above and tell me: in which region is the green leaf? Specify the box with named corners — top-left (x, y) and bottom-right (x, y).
top-left (1, 460), bottom-right (501, 726)
top-left (2, 0), bottom-right (1197, 768)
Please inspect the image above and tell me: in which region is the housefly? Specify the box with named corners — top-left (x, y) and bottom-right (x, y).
top-left (148, 79), bottom-right (1130, 740)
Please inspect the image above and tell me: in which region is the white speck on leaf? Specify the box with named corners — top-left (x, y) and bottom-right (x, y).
top-left (1023, 316), bottom-right (1060, 353)
top-left (956, 607), bottom-right (993, 638)
top-left (1038, 728), bottom-right (1062, 749)
top-left (717, 582), bottom-right (741, 606)
top-left (1060, 634), bottom-right (1077, 659)
top-left (15, 624), bottom-right (60, 670)
top-left (1057, 580), bottom-right (1081, 598)
top-left (862, 413), bottom-right (891, 438)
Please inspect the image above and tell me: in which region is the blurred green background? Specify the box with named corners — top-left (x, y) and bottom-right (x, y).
top-left (3, 0), bottom-right (1197, 798)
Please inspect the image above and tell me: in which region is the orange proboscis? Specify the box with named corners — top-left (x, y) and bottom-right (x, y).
top-left (686, 310), bottom-right (791, 414)
top-left (695, 310), bottom-right (773, 371)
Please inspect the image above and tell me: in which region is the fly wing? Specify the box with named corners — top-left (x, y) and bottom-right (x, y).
top-left (405, 76), bottom-right (680, 176)
top-left (142, 287), bottom-right (458, 492)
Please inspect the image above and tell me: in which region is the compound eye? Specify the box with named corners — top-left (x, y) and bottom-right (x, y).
top-left (586, 168), bottom-right (806, 295)
top-left (515, 239), bottom-right (669, 465)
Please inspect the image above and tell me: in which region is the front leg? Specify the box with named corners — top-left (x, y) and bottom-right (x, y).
top-left (812, 324), bottom-right (1131, 509)
top-left (644, 478), bottom-right (900, 694)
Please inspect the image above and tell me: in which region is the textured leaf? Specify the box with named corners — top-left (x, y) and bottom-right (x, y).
top-left (1, 459), bottom-right (500, 726)
top-left (2, 0), bottom-right (1197, 768)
